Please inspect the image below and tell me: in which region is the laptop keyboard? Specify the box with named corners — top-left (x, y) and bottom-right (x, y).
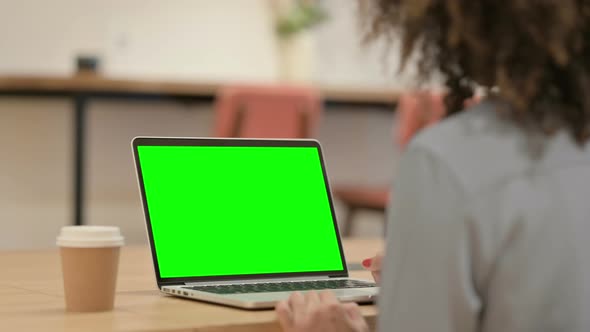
top-left (182, 279), bottom-right (376, 295)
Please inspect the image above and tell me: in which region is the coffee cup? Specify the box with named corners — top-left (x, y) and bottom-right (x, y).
top-left (57, 226), bottom-right (124, 312)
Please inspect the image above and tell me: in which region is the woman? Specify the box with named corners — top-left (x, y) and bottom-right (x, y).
top-left (276, 0), bottom-right (590, 331)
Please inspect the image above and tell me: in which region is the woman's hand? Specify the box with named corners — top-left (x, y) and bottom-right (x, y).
top-left (275, 291), bottom-right (368, 332)
top-left (362, 252), bottom-right (384, 284)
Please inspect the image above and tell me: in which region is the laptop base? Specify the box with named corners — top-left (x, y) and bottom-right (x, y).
top-left (162, 278), bottom-right (378, 310)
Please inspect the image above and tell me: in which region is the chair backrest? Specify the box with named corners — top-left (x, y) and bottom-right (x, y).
top-left (214, 84), bottom-right (322, 138)
top-left (395, 91), bottom-right (446, 149)
top-left (395, 91), bottom-right (481, 149)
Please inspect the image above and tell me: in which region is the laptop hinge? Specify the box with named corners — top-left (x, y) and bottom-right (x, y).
top-left (183, 276), bottom-right (341, 286)
top-left (159, 281), bottom-right (184, 288)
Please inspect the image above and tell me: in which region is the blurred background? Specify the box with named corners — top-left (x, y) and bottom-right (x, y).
top-left (0, 0), bottom-right (424, 249)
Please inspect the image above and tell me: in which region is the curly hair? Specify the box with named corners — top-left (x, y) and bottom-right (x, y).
top-left (362, 0), bottom-right (590, 143)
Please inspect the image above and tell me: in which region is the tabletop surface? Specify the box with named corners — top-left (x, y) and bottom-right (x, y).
top-left (0, 75), bottom-right (400, 105)
top-left (0, 238), bottom-right (382, 332)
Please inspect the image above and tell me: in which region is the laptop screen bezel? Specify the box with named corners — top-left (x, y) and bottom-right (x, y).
top-left (132, 137), bottom-right (349, 286)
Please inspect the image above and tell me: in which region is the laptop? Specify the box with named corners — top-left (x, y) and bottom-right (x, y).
top-left (132, 137), bottom-right (378, 309)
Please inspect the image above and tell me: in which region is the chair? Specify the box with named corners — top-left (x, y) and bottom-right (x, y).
top-left (214, 84), bottom-right (322, 138)
top-left (332, 185), bottom-right (391, 237)
top-left (333, 91), bottom-right (447, 237)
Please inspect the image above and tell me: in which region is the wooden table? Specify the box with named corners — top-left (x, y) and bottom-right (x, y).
top-left (0, 75), bottom-right (399, 227)
top-left (0, 75), bottom-right (400, 106)
top-left (0, 238), bottom-right (382, 332)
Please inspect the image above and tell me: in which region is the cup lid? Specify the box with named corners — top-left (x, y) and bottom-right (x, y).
top-left (57, 226), bottom-right (124, 248)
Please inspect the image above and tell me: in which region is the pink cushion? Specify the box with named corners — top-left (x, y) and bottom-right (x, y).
top-left (395, 92), bottom-right (481, 148)
top-left (395, 92), bottom-right (446, 148)
top-left (214, 84), bottom-right (322, 138)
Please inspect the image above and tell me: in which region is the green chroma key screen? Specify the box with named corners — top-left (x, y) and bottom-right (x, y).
top-left (137, 144), bottom-right (344, 278)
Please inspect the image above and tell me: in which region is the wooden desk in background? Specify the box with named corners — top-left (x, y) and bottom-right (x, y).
top-left (0, 75), bottom-right (400, 227)
top-left (0, 238), bottom-right (383, 332)
top-left (0, 76), bottom-right (400, 106)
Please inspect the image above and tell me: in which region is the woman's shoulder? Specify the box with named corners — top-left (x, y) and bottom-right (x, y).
top-left (407, 100), bottom-right (535, 195)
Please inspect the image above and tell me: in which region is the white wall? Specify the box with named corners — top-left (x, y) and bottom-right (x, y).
top-left (314, 0), bottom-right (392, 88)
top-left (0, 0), bottom-right (414, 88)
top-left (0, 0), bottom-right (279, 82)
top-left (0, 1), bottom-right (402, 249)
top-left (0, 99), bottom-right (72, 249)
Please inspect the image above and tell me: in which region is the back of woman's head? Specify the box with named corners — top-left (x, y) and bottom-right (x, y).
top-left (364, 0), bottom-right (590, 143)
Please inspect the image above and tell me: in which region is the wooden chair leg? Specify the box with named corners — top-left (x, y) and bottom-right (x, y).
top-left (231, 104), bottom-right (246, 137)
top-left (298, 107), bottom-right (309, 138)
top-left (340, 207), bottom-right (357, 237)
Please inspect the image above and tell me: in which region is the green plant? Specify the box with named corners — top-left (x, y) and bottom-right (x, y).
top-left (276, 1), bottom-right (328, 39)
